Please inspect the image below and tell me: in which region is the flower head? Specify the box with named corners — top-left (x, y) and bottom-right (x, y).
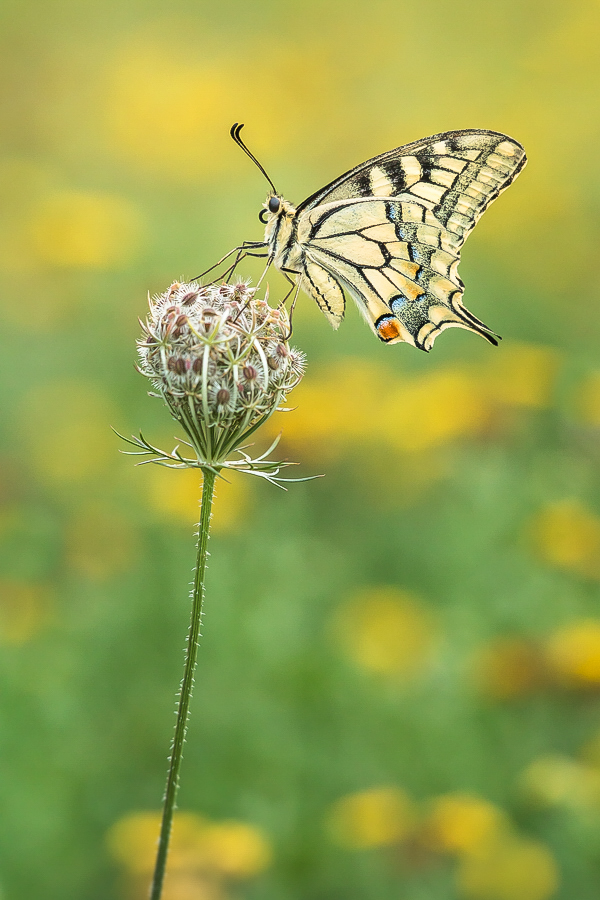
top-left (130, 280), bottom-right (308, 484)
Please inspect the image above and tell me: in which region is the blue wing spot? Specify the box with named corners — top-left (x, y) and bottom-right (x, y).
top-left (390, 295), bottom-right (408, 315)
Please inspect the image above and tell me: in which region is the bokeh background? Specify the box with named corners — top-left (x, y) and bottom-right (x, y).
top-left (1, 0), bottom-right (600, 898)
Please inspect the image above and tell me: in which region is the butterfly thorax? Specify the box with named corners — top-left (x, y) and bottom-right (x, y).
top-left (262, 195), bottom-right (299, 268)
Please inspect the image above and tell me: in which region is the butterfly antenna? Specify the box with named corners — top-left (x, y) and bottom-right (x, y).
top-left (230, 123), bottom-right (277, 193)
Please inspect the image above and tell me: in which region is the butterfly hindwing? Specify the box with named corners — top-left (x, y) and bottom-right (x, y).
top-left (299, 197), bottom-right (475, 349)
top-left (300, 258), bottom-right (346, 327)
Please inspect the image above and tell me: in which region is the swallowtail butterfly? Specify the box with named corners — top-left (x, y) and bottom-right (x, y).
top-left (225, 124), bottom-right (526, 351)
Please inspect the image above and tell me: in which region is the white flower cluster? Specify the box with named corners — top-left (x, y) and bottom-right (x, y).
top-left (137, 280), bottom-right (305, 464)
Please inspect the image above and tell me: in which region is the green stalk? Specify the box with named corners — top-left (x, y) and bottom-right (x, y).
top-left (150, 468), bottom-right (217, 900)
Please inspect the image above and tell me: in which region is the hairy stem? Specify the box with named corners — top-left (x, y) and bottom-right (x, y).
top-left (150, 468), bottom-right (216, 900)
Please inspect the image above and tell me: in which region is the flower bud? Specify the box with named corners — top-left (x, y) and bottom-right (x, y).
top-left (138, 281), bottom-right (305, 465)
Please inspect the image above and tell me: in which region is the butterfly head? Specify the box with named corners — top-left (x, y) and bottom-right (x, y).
top-left (259, 193), bottom-right (297, 245)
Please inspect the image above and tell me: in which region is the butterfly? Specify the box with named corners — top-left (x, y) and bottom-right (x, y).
top-left (223, 124), bottom-right (526, 352)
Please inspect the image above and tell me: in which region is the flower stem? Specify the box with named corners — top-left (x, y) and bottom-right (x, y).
top-left (150, 468), bottom-right (217, 900)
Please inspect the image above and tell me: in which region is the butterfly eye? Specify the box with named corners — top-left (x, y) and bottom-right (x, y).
top-left (268, 196), bottom-right (281, 213)
top-left (258, 209), bottom-right (269, 224)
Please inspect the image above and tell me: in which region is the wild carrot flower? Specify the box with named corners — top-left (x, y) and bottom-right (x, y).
top-left (130, 279), bottom-right (305, 480)
top-left (122, 279), bottom-right (309, 900)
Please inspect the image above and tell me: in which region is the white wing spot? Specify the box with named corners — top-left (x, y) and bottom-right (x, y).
top-left (459, 149), bottom-right (481, 161)
top-left (410, 182), bottom-right (447, 204)
top-left (465, 181), bottom-right (488, 199)
top-left (399, 155), bottom-right (422, 186)
top-left (486, 153), bottom-right (512, 172)
top-left (447, 211), bottom-right (471, 234)
top-left (478, 167), bottom-right (504, 185)
top-left (369, 166), bottom-right (395, 197)
top-left (497, 140), bottom-right (517, 157)
top-left (435, 156), bottom-right (468, 174)
top-left (456, 196), bottom-right (478, 215)
top-left (430, 168), bottom-right (458, 189)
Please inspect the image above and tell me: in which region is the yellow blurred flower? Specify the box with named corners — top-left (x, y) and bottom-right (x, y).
top-left (326, 786), bottom-right (415, 849)
top-left (105, 810), bottom-right (153, 875)
top-left (355, 444), bottom-right (449, 510)
top-left (471, 637), bottom-right (547, 700)
top-left (107, 811), bottom-right (206, 876)
top-left (148, 872), bottom-right (224, 900)
top-left (143, 467), bottom-right (249, 533)
top-left (576, 371), bottom-right (600, 427)
top-left (107, 810), bottom-right (271, 892)
top-left (270, 360), bottom-right (381, 457)
top-left (65, 503), bottom-right (139, 580)
top-left (384, 369), bottom-right (488, 453)
top-left (101, 24), bottom-right (346, 183)
top-left (456, 836), bottom-right (558, 900)
top-left (545, 620), bottom-right (600, 686)
top-left (277, 361), bottom-right (488, 457)
top-left (528, 500), bottom-right (600, 579)
top-left (26, 191), bottom-right (144, 269)
top-left (200, 822), bottom-right (272, 878)
top-left (422, 794), bottom-right (509, 856)
top-left (0, 157), bottom-right (56, 274)
top-left (272, 344), bottom-right (560, 465)
top-left (331, 586), bottom-right (438, 678)
top-left (0, 580), bottom-right (50, 645)
top-left (519, 754), bottom-right (600, 811)
top-left (17, 380), bottom-right (118, 484)
top-left (209, 475), bottom-right (250, 534)
top-left (482, 343), bottom-right (560, 409)
top-left (104, 43), bottom-right (236, 180)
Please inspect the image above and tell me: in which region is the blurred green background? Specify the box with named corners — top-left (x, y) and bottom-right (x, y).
top-left (2, 0), bottom-right (600, 898)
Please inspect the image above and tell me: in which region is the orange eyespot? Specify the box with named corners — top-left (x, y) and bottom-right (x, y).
top-left (376, 316), bottom-right (402, 343)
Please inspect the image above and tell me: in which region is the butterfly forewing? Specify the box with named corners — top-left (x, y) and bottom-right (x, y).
top-left (298, 129), bottom-right (525, 238)
top-left (269, 129), bottom-right (526, 350)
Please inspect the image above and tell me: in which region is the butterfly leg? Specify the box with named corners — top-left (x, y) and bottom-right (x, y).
top-left (232, 254), bottom-right (275, 322)
top-left (278, 266), bottom-right (302, 340)
top-left (254, 255), bottom-right (274, 291)
top-left (223, 249), bottom-right (269, 284)
top-left (192, 241), bottom-right (267, 282)
top-left (279, 267), bottom-right (300, 302)
top-left (284, 281), bottom-right (303, 340)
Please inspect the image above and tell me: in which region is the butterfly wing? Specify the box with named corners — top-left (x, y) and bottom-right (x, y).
top-left (291, 130), bottom-right (526, 349)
